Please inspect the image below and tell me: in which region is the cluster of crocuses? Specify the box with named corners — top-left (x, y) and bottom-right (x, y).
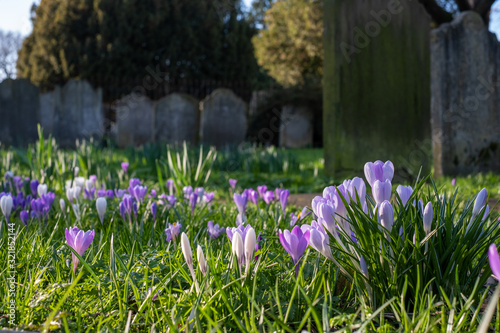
top-left (231, 179), bottom-right (291, 224)
top-left (0, 173), bottom-right (56, 225)
top-left (275, 160), bottom-right (493, 280)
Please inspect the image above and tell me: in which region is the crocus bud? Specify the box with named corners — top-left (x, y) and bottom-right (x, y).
top-left (181, 232), bottom-right (193, 268)
top-left (423, 202), bottom-right (433, 234)
top-left (1, 195), bottom-right (13, 221)
top-left (364, 160), bottom-right (394, 187)
top-left (229, 178), bottom-right (237, 189)
top-left (30, 180), bottom-right (39, 196)
top-left (151, 202), bottom-right (157, 222)
top-left (280, 189), bottom-right (290, 214)
top-left (20, 210), bottom-right (29, 225)
top-left (197, 245), bottom-right (207, 276)
top-left (244, 227), bottom-right (256, 274)
top-left (232, 232), bottom-right (244, 273)
top-left (396, 185), bottom-right (413, 207)
top-left (378, 200), bottom-right (394, 232)
top-left (482, 205), bottom-right (490, 222)
top-left (472, 188), bottom-right (487, 217)
top-left (96, 197), bottom-right (107, 224)
top-left (373, 180), bottom-right (392, 205)
top-left (60, 198), bottom-right (66, 212)
top-left (37, 184), bottom-right (48, 197)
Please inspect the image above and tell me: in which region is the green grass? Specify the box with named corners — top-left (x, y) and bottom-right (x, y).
top-left (0, 133), bottom-right (499, 332)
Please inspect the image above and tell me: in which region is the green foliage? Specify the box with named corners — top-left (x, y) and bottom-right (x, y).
top-left (16, 0), bottom-right (258, 95)
top-left (252, 0), bottom-right (323, 88)
top-left (330, 177), bottom-right (499, 311)
top-left (0, 137), bottom-right (500, 330)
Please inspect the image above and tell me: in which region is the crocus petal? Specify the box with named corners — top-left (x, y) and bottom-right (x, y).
top-left (489, 244), bottom-right (500, 279)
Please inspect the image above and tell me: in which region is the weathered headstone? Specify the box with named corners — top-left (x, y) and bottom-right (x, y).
top-left (201, 89), bottom-right (247, 146)
top-left (115, 93), bottom-right (154, 147)
top-left (323, 0), bottom-right (431, 177)
top-left (279, 105), bottom-right (313, 148)
top-left (0, 79), bottom-right (39, 145)
top-left (39, 89), bottom-right (58, 134)
top-left (40, 80), bottom-right (104, 146)
top-left (431, 11), bottom-right (500, 176)
top-left (155, 93), bottom-right (199, 144)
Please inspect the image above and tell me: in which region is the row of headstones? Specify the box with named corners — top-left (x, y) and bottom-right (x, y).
top-left (0, 78), bottom-right (315, 148)
top-left (0, 79), bottom-right (104, 147)
top-left (114, 88), bottom-right (249, 148)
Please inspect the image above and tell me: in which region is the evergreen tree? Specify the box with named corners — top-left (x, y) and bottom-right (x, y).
top-left (17, 0), bottom-right (258, 96)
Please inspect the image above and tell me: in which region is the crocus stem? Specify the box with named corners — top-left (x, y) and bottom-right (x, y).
top-left (188, 266), bottom-right (200, 293)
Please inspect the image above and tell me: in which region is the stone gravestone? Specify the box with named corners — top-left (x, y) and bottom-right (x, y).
top-left (46, 80), bottom-right (104, 146)
top-left (431, 11), bottom-right (500, 176)
top-left (201, 89), bottom-right (247, 146)
top-left (279, 105), bottom-right (313, 148)
top-left (323, 0), bottom-right (431, 177)
top-left (155, 93), bottom-right (199, 144)
top-left (0, 79), bottom-right (39, 145)
top-left (116, 93), bottom-right (154, 147)
top-left (39, 89), bottom-right (59, 134)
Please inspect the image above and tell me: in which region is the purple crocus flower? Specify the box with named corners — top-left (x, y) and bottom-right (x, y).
top-left (106, 190), bottom-right (114, 199)
top-left (280, 189), bottom-right (290, 214)
top-left (20, 210), bottom-right (29, 225)
top-left (65, 226), bottom-right (95, 273)
top-left (151, 202), bottom-right (157, 222)
top-left (13, 176), bottom-right (23, 192)
top-left (257, 185), bottom-right (267, 198)
top-left (133, 185), bottom-right (147, 204)
top-left (275, 188), bottom-right (282, 201)
top-left (189, 192), bottom-right (198, 214)
top-left (31, 198), bottom-right (48, 220)
top-left (129, 178), bottom-right (141, 192)
top-left (165, 222), bottom-right (181, 242)
top-left (84, 187), bottom-right (96, 200)
top-left (233, 192), bottom-right (248, 215)
top-left (121, 162), bottom-right (129, 173)
top-left (279, 226), bottom-right (310, 276)
top-left (364, 160), bottom-right (394, 188)
top-left (114, 189), bottom-right (126, 198)
top-left (226, 224), bottom-right (253, 243)
top-left (97, 188), bottom-right (107, 198)
top-left (489, 244), bottom-right (500, 278)
top-left (167, 195), bottom-right (177, 207)
top-left (302, 221), bottom-right (334, 260)
top-left (41, 192), bottom-right (55, 209)
top-left (451, 178), bottom-right (456, 187)
top-left (207, 220), bottom-right (225, 239)
top-left (290, 213), bottom-right (299, 227)
top-left (183, 186), bottom-right (193, 199)
top-left (299, 206), bottom-right (311, 220)
top-left (30, 180), bottom-right (39, 197)
top-left (263, 191), bottom-right (275, 204)
top-left (150, 189), bottom-right (157, 198)
top-left (119, 202), bottom-right (126, 221)
top-left (396, 185), bottom-right (413, 207)
top-left (247, 189), bottom-right (258, 205)
top-left (204, 192), bottom-right (215, 204)
top-left (120, 194), bottom-right (134, 221)
top-left (372, 180), bottom-right (392, 205)
top-left (229, 179), bottom-right (237, 189)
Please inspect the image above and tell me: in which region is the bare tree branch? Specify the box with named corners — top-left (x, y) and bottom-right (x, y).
top-left (417, 0), bottom-right (454, 24)
top-left (474, 0), bottom-right (496, 22)
top-left (454, 0), bottom-right (472, 11)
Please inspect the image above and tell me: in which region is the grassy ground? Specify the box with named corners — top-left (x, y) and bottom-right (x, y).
top-left (0, 135), bottom-right (499, 332)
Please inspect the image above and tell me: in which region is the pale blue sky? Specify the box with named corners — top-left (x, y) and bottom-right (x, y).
top-left (0, 0), bottom-right (499, 39)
